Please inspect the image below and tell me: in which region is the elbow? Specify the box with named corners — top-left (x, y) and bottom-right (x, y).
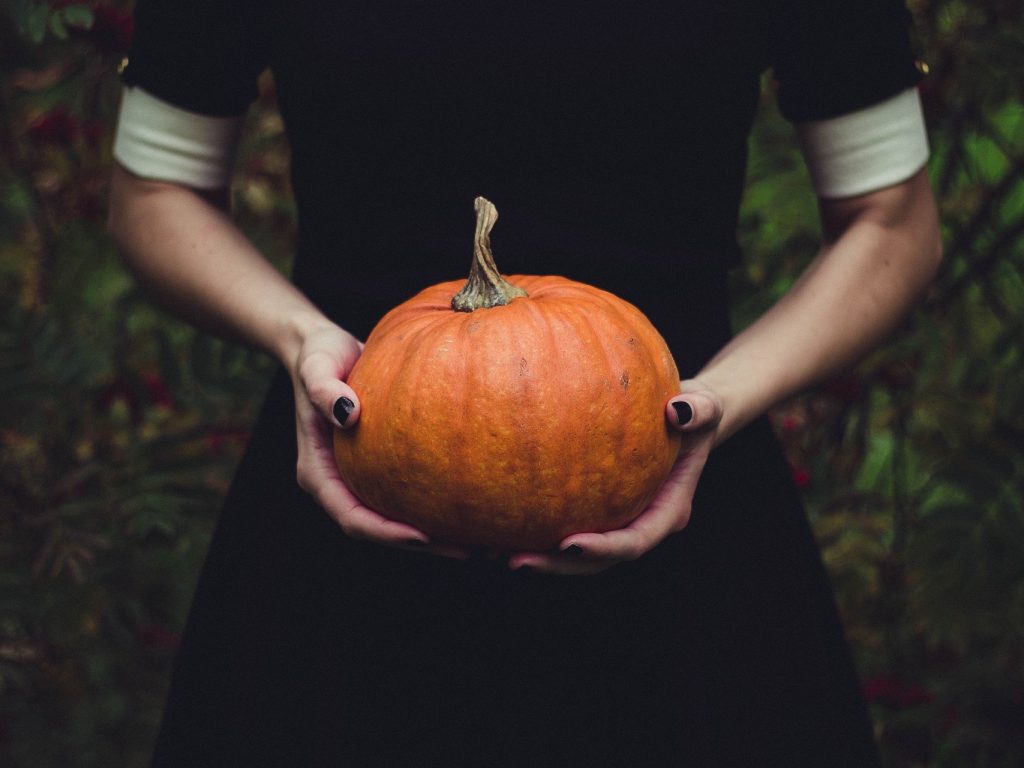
top-left (924, 192), bottom-right (944, 269)
top-left (902, 223), bottom-right (943, 305)
top-left (105, 165), bottom-right (168, 285)
top-left (919, 215), bottom-right (945, 290)
top-left (106, 201), bottom-right (126, 251)
top-left (930, 227), bottom-right (945, 272)
top-left (904, 170), bottom-right (944, 293)
top-left (106, 164), bottom-right (135, 251)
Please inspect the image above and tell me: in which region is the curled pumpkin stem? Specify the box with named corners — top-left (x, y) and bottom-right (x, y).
top-left (451, 197), bottom-right (528, 312)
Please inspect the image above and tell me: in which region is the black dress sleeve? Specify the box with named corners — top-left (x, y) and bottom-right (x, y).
top-left (771, 0), bottom-right (922, 122)
top-left (121, 0), bottom-right (269, 117)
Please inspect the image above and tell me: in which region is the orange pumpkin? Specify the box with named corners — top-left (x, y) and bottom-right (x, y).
top-left (333, 198), bottom-right (681, 550)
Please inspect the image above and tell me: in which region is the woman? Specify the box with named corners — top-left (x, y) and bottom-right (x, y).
top-left (108, 0), bottom-right (942, 764)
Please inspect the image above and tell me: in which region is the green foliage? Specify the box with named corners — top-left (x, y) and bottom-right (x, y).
top-left (0, 0), bottom-right (1022, 766)
top-left (741, 2), bottom-right (1024, 764)
top-left (0, 3), bottom-right (292, 765)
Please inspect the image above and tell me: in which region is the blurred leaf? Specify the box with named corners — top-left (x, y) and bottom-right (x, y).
top-left (22, 4), bottom-right (48, 45)
top-left (855, 432), bottom-right (895, 494)
top-left (155, 329), bottom-right (182, 391)
top-left (963, 132), bottom-right (1010, 182)
top-left (59, 5), bottom-right (94, 30)
top-left (47, 12), bottom-right (67, 41)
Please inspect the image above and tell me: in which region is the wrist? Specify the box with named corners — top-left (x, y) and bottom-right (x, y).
top-left (686, 371), bottom-right (771, 447)
top-left (274, 309), bottom-right (339, 377)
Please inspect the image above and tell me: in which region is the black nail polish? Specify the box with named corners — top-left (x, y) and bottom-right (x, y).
top-left (564, 544), bottom-right (584, 556)
top-left (333, 396), bottom-right (355, 426)
top-left (672, 401), bottom-right (693, 426)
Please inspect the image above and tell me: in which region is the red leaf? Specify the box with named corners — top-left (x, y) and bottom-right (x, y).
top-left (27, 107), bottom-right (80, 145)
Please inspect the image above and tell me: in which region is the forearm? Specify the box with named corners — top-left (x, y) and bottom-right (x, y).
top-left (698, 168), bottom-right (942, 443)
top-left (107, 164), bottom-right (334, 374)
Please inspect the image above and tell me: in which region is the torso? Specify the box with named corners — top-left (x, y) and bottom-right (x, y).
top-left (262, 0), bottom-right (768, 345)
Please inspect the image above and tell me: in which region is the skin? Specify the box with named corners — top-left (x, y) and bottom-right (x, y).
top-left (108, 163), bottom-right (942, 575)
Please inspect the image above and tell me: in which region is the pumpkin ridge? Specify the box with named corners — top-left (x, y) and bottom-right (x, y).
top-left (592, 289), bottom-right (681, 505)
top-left (574, 307), bottom-right (620, 522)
top-left (394, 319), bottom-right (464, 525)
top-left (562, 299), bottom-right (626, 525)
top-left (567, 290), bottom-right (674, 529)
top-left (532, 299), bottom-right (589, 525)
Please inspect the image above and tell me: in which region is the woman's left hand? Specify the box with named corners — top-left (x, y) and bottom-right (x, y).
top-left (507, 379), bottom-right (724, 575)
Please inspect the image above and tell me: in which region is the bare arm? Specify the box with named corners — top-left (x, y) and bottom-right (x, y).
top-left (514, 167), bottom-right (942, 573)
top-left (107, 164), bottom-right (332, 369)
top-left (107, 164), bottom-right (466, 557)
top-left (697, 166), bottom-right (943, 442)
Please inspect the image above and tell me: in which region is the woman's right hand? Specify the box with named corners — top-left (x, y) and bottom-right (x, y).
top-left (290, 322), bottom-right (470, 559)
top-left (107, 167), bottom-right (466, 558)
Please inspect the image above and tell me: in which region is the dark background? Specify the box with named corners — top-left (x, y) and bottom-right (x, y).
top-left (1, 1), bottom-right (1022, 765)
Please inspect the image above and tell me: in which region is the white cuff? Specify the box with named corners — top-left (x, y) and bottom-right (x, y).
top-left (113, 86), bottom-right (243, 189)
top-left (796, 88), bottom-right (930, 199)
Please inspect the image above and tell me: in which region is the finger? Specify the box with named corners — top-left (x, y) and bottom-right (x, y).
top-left (315, 477), bottom-right (423, 543)
top-left (509, 505), bottom-right (690, 574)
top-left (415, 542), bottom-right (474, 561)
top-left (315, 476), bottom-right (471, 560)
top-left (554, 520), bottom-right (662, 564)
top-left (331, 391), bottom-right (359, 429)
top-left (506, 459), bottom-right (701, 573)
top-left (507, 549), bottom-right (617, 576)
top-left (508, 532), bottom-right (652, 575)
top-left (556, 467), bottom-right (698, 563)
top-left (666, 392), bottom-right (719, 432)
top-left (300, 352), bottom-right (362, 428)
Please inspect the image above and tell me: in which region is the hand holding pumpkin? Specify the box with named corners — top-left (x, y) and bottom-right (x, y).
top-left (291, 321), bottom-right (470, 559)
top-left (506, 380), bottom-right (723, 575)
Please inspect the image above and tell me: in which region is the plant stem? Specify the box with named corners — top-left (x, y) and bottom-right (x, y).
top-left (451, 197), bottom-right (528, 312)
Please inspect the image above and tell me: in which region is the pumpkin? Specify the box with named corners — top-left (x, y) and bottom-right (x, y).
top-left (333, 198), bottom-right (682, 550)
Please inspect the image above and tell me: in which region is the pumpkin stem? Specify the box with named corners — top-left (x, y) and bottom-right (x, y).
top-left (451, 197), bottom-right (529, 312)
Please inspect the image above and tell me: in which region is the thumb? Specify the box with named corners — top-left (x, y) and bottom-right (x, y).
top-left (300, 353), bottom-right (362, 429)
top-left (666, 392), bottom-right (720, 432)
top-left (329, 386), bottom-right (361, 429)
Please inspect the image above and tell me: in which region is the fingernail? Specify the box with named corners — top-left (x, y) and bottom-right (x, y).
top-left (563, 543), bottom-right (584, 556)
top-left (333, 396), bottom-right (355, 427)
top-left (672, 401), bottom-right (693, 426)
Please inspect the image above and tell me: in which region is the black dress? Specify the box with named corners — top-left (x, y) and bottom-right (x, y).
top-left (124, 1), bottom-right (921, 764)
